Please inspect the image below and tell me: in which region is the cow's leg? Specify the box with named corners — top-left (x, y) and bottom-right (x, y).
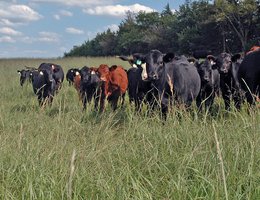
top-left (121, 93), bottom-right (126, 107)
top-left (161, 95), bottom-right (169, 120)
top-left (196, 92), bottom-right (203, 112)
top-left (221, 83), bottom-right (231, 110)
top-left (110, 91), bottom-right (120, 111)
top-left (82, 92), bottom-right (87, 111)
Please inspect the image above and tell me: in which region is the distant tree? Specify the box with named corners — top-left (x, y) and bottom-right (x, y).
top-left (215, 0), bottom-right (260, 52)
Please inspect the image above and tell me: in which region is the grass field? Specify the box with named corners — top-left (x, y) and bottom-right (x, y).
top-left (0, 57), bottom-right (259, 199)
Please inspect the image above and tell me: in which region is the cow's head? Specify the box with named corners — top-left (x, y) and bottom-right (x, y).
top-left (66, 68), bottom-right (78, 83)
top-left (195, 55), bottom-right (216, 83)
top-left (215, 53), bottom-right (232, 74)
top-left (137, 50), bottom-right (175, 81)
top-left (17, 69), bottom-right (31, 86)
top-left (96, 64), bottom-right (110, 82)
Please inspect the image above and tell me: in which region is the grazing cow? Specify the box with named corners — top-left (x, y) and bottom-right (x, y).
top-left (17, 69), bottom-right (31, 86)
top-left (212, 53), bottom-right (242, 110)
top-left (137, 50), bottom-right (201, 119)
top-left (118, 55), bottom-right (155, 111)
top-left (237, 50), bottom-right (260, 105)
top-left (96, 64), bottom-right (128, 111)
top-left (38, 63), bottom-right (64, 90)
top-left (79, 66), bottom-right (101, 110)
top-left (66, 68), bottom-right (79, 85)
top-left (195, 56), bottom-right (220, 111)
top-left (30, 69), bottom-right (56, 106)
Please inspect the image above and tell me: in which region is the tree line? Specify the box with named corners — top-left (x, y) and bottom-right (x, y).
top-left (64, 0), bottom-right (260, 57)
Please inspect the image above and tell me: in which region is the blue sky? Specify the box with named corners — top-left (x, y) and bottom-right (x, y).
top-left (0, 0), bottom-right (184, 58)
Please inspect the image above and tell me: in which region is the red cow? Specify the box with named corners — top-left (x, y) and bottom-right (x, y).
top-left (96, 64), bottom-right (128, 111)
top-left (246, 45), bottom-right (260, 55)
top-left (73, 71), bottom-right (82, 99)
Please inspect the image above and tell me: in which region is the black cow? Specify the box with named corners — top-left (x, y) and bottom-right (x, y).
top-left (212, 53), bottom-right (242, 110)
top-left (195, 56), bottom-right (220, 111)
top-left (79, 66), bottom-right (101, 110)
top-left (118, 55), bottom-right (155, 111)
top-left (17, 69), bottom-right (31, 86)
top-left (38, 63), bottom-right (64, 90)
top-left (138, 50), bottom-right (201, 119)
top-left (30, 69), bottom-right (56, 106)
top-left (237, 50), bottom-right (260, 105)
top-left (66, 68), bottom-right (79, 85)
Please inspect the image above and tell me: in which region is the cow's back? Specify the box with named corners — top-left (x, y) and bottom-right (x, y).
top-left (165, 59), bottom-right (201, 104)
top-left (109, 66), bottom-right (128, 94)
top-left (238, 50), bottom-right (260, 92)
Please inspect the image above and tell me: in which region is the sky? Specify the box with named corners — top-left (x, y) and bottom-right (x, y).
top-left (0, 0), bottom-right (184, 58)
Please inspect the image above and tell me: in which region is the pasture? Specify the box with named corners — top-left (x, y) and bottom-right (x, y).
top-left (0, 57), bottom-right (259, 199)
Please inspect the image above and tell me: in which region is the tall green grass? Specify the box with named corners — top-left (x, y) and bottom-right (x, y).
top-left (0, 58), bottom-right (259, 199)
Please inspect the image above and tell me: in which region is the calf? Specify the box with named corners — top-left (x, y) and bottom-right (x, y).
top-left (213, 53), bottom-right (242, 110)
top-left (30, 69), bottom-right (56, 106)
top-left (238, 50), bottom-right (260, 105)
top-left (118, 55), bottom-right (155, 111)
top-left (79, 66), bottom-right (101, 110)
top-left (137, 50), bottom-right (201, 119)
top-left (17, 69), bottom-right (31, 86)
top-left (195, 56), bottom-right (220, 111)
top-left (96, 64), bottom-right (128, 111)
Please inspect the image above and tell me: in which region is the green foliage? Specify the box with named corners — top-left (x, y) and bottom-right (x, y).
top-left (64, 1), bottom-right (260, 56)
top-left (1, 58), bottom-right (260, 199)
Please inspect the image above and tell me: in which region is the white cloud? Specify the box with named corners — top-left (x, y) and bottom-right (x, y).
top-left (0, 36), bottom-right (15, 43)
top-left (32, 0), bottom-right (117, 7)
top-left (0, 27), bottom-right (22, 36)
top-left (66, 27), bottom-right (84, 35)
top-left (0, 3), bottom-right (42, 26)
top-left (53, 10), bottom-right (73, 20)
top-left (38, 31), bottom-right (60, 42)
top-left (84, 4), bottom-right (155, 17)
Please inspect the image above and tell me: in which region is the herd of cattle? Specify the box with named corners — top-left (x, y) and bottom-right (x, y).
top-left (17, 46), bottom-right (260, 119)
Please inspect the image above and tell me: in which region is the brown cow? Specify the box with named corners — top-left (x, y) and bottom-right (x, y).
top-left (96, 64), bottom-right (128, 111)
top-left (73, 70), bottom-right (82, 100)
top-left (246, 45), bottom-right (260, 55)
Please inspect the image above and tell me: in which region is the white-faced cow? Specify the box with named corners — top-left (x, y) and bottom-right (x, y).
top-left (118, 55), bottom-right (156, 111)
top-left (136, 50), bottom-right (201, 119)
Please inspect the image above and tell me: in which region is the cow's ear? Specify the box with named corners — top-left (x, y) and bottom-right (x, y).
top-left (207, 55), bottom-right (216, 64)
top-left (117, 55), bottom-right (136, 67)
top-left (109, 65), bottom-right (118, 71)
top-left (163, 53), bottom-right (175, 63)
top-left (187, 57), bottom-right (196, 64)
top-left (231, 53), bottom-right (241, 62)
top-left (17, 70), bottom-right (21, 74)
